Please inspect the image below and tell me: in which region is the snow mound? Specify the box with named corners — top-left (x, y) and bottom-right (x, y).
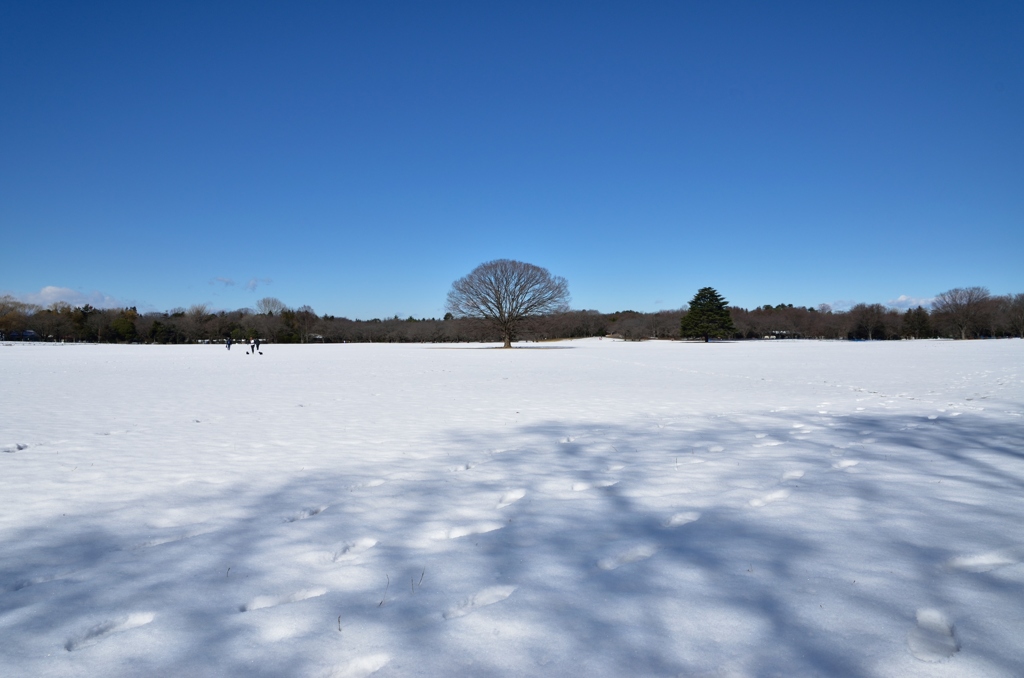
top-left (907, 608), bottom-right (960, 662)
top-left (328, 654), bottom-right (390, 678)
top-left (571, 480), bottom-right (617, 492)
top-left (240, 587), bottom-right (327, 612)
top-left (598, 544), bottom-right (657, 570)
top-left (65, 612), bottom-right (155, 651)
top-left (749, 489), bottom-right (790, 507)
top-left (431, 522), bottom-right (504, 540)
top-left (497, 488), bottom-right (526, 508)
top-left (443, 585), bottom-right (516, 619)
top-left (947, 551), bottom-right (1017, 573)
top-left (664, 511), bottom-right (701, 527)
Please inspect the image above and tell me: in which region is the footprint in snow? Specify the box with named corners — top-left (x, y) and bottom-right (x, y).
top-left (298, 539), bottom-right (378, 566)
top-left (947, 550), bottom-right (1018, 573)
top-left (598, 544), bottom-right (658, 570)
top-left (749, 489), bottom-right (790, 507)
top-left (240, 587), bottom-right (327, 612)
top-left (571, 480), bottom-right (618, 491)
top-left (781, 470), bottom-right (805, 481)
top-left (443, 585), bottom-right (516, 619)
top-left (347, 480), bottom-right (385, 491)
top-left (832, 460), bottom-right (859, 470)
top-left (430, 522), bottom-right (504, 540)
top-left (135, 528), bottom-right (213, 549)
top-left (285, 506), bottom-right (327, 522)
top-left (328, 653), bottom-right (390, 678)
top-left (663, 511), bottom-right (701, 527)
top-left (497, 489), bottom-right (526, 508)
top-left (65, 612), bottom-right (154, 651)
top-left (331, 538), bottom-right (378, 562)
top-left (907, 608), bottom-right (960, 662)
top-left (4, 572), bottom-right (70, 593)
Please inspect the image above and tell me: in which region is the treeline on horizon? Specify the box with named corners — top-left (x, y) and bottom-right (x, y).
top-left (2, 287), bottom-right (1023, 344)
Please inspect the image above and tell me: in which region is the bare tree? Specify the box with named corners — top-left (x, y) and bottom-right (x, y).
top-left (446, 259), bottom-right (570, 348)
top-left (183, 303), bottom-right (210, 342)
top-left (932, 287), bottom-right (991, 339)
top-left (255, 297), bottom-right (287, 316)
top-left (251, 297), bottom-right (287, 341)
top-left (36, 301), bottom-right (74, 341)
top-left (85, 309), bottom-right (112, 343)
top-left (294, 305), bottom-right (318, 343)
top-left (848, 304), bottom-right (876, 340)
top-left (1005, 293), bottom-right (1024, 339)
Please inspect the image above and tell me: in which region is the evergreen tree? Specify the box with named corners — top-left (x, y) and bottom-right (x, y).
top-left (111, 307), bottom-right (139, 342)
top-left (901, 306), bottom-right (931, 339)
top-left (680, 287), bottom-right (736, 342)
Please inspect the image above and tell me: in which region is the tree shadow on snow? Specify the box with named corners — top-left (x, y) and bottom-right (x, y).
top-left (2, 411), bottom-right (1024, 677)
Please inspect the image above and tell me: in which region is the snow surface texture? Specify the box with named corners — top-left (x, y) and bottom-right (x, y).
top-left (2, 339), bottom-right (1023, 677)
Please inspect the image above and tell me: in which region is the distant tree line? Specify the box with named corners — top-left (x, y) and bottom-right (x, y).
top-left (2, 287), bottom-right (1022, 344)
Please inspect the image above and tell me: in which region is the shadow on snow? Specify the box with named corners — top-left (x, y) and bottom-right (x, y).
top-left (2, 410), bottom-right (1023, 677)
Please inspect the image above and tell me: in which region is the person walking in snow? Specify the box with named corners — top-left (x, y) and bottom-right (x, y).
top-left (254, 337), bottom-right (261, 354)
top-left (226, 337), bottom-right (232, 350)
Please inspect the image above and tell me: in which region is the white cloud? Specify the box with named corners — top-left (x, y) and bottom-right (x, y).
top-left (829, 295), bottom-right (936, 312)
top-left (245, 277), bottom-right (273, 292)
top-left (13, 286), bottom-right (123, 309)
top-left (887, 295), bottom-right (935, 310)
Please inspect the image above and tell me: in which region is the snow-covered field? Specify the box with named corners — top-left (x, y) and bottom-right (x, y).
top-left (2, 338), bottom-right (1023, 678)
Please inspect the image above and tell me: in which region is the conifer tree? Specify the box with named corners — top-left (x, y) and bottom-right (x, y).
top-left (680, 287), bottom-right (735, 342)
top-left (902, 306), bottom-right (931, 339)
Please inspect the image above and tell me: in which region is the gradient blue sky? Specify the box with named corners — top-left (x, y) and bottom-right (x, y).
top-left (2, 1), bottom-right (1022, 318)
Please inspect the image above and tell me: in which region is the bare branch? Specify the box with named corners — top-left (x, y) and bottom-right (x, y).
top-left (446, 259), bottom-right (570, 347)
top-left (932, 287), bottom-right (991, 339)
top-left (255, 297), bottom-right (287, 316)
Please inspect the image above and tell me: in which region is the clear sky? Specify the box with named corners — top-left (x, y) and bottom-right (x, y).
top-left (2, 1), bottom-right (1022, 318)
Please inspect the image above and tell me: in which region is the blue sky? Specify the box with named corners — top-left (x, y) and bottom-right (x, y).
top-left (2, 1), bottom-right (1022, 318)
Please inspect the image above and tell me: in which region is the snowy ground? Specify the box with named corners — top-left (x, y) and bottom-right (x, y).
top-left (2, 338), bottom-right (1023, 678)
